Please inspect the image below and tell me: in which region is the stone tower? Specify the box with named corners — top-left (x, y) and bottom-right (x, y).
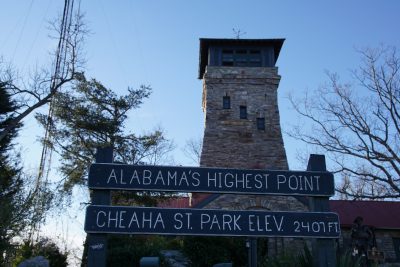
top-left (199, 38), bottom-right (288, 170)
top-left (196, 38), bottom-right (307, 256)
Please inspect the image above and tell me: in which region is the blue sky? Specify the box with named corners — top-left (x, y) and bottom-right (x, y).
top-left (2, 1), bottom-right (400, 168)
top-left (1, 0), bottom-right (399, 264)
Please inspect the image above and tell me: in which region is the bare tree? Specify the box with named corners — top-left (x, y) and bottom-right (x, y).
top-left (182, 137), bottom-right (203, 165)
top-left (288, 46), bottom-right (400, 199)
top-left (0, 4), bottom-right (87, 143)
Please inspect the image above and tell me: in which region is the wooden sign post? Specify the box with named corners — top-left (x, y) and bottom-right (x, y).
top-left (308, 154), bottom-right (337, 267)
top-left (85, 152), bottom-right (339, 267)
top-left (86, 147), bottom-right (112, 267)
top-left (85, 206), bottom-right (340, 238)
top-left (88, 164), bottom-right (335, 197)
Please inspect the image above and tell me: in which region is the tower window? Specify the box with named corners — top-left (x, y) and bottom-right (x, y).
top-left (223, 96), bottom-right (231, 109)
top-left (221, 49), bottom-right (262, 67)
top-left (248, 50), bottom-right (262, 67)
top-left (240, 106), bottom-right (247, 119)
top-left (222, 50), bottom-right (234, 66)
top-left (257, 118), bottom-right (265, 130)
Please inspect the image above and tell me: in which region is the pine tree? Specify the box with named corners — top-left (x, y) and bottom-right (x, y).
top-left (0, 82), bottom-right (27, 264)
top-left (36, 73), bottom-right (175, 205)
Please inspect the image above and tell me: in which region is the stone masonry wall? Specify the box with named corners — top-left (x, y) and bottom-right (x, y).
top-left (340, 228), bottom-right (400, 264)
top-left (199, 66), bottom-right (309, 257)
top-left (200, 66), bottom-right (288, 170)
top-left (202, 194), bottom-right (309, 257)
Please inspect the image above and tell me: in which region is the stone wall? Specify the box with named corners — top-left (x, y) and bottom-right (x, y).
top-left (200, 66), bottom-right (288, 170)
top-left (339, 228), bottom-right (400, 264)
top-left (375, 230), bottom-right (400, 263)
top-left (201, 194), bottom-right (309, 257)
top-left (199, 65), bottom-right (308, 257)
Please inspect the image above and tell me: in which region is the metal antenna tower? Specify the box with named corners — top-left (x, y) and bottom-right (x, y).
top-left (33, 0), bottom-right (76, 239)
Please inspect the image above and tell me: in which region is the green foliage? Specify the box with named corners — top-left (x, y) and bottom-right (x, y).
top-left (262, 246), bottom-right (364, 267)
top-left (296, 244), bottom-right (314, 267)
top-left (263, 252), bottom-right (296, 267)
top-left (259, 245), bottom-right (314, 267)
top-left (336, 250), bottom-right (362, 267)
top-left (182, 236), bottom-right (247, 267)
top-left (0, 82), bottom-right (21, 151)
top-left (35, 73), bottom-right (174, 203)
top-left (107, 235), bottom-right (169, 267)
top-left (164, 237), bottom-right (184, 250)
top-left (0, 157), bottom-right (24, 264)
top-left (12, 238), bottom-right (68, 267)
top-left (36, 73), bottom-right (150, 194)
top-left (0, 83), bottom-right (35, 265)
top-left (43, 74), bottom-right (176, 265)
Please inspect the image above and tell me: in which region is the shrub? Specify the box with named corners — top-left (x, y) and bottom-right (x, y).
top-left (12, 238), bottom-right (68, 267)
top-left (182, 236), bottom-right (247, 267)
top-left (107, 235), bottom-right (169, 266)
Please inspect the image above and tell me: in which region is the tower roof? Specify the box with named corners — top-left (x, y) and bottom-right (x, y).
top-left (198, 38), bottom-right (285, 79)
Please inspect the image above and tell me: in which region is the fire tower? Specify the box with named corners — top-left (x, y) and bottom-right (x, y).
top-left (196, 38), bottom-right (308, 255)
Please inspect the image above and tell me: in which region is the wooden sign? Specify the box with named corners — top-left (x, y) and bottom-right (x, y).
top-left (88, 164), bottom-right (335, 196)
top-left (85, 205), bottom-right (340, 238)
